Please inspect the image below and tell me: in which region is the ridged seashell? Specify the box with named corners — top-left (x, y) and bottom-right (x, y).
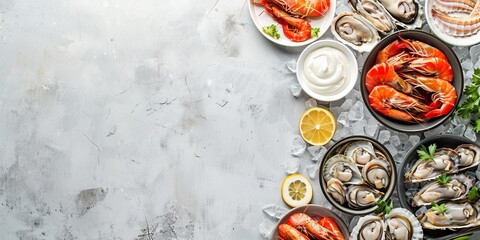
top-left (323, 154), bottom-right (364, 185)
top-left (404, 148), bottom-right (459, 183)
top-left (346, 185), bottom-right (384, 209)
top-left (327, 178), bottom-right (347, 205)
top-left (455, 144), bottom-right (480, 171)
top-left (345, 140), bottom-right (377, 167)
top-left (362, 158), bottom-right (392, 189)
top-left (411, 173), bottom-right (474, 207)
top-left (350, 215), bottom-right (386, 240)
top-left (348, 0), bottom-right (397, 34)
top-left (385, 208), bottom-right (423, 240)
top-left (330, 11), bottom-right (381, 52)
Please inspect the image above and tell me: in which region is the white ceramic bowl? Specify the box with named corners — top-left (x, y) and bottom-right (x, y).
top-left (425, 0), bottom-right (480, 46)
top-left (296, 39), bottom-right (358, 101)
top-left (248, 0), bottom-right (336, 47)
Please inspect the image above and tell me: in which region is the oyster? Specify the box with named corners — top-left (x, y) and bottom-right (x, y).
top-left (348, 0), bottom-right (397, 34)
top-left (404, 148), bottom-right (459, 183)
top-left (362, 158), bottom-right (392, 189)
top-left (327, 178), bottom-right (347, 205)
top-left (385, 208), bottom-right (423, 240)
top-left (411, 173), bottom-right (474, 207)
top-left (346, 185), bottom-right (383, 208)
top-left (331, 11), bottom-right (381, 52)
top-left (455, 144), bottom-right (480, 171)
top-left (418, 201), bottom-right (480, 230)
top-left (323, 154), bottom-right (364, 185)
top-left (350, 215), bottom-right (386, 240)
top-left (345, 140), bottom-right (377, 167)
top-left (378, 0), bottom-right (423, 29)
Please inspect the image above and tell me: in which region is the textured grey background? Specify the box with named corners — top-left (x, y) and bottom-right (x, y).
top-left (0, 0), bottom-right (309, 239)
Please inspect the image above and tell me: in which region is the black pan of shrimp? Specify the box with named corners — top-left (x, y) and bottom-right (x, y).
top-left (398, 134), bottom-right (480, 240)
top-left (361, 30), bottom-right (463, 133)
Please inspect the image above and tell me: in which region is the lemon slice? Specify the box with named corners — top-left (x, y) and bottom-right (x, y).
top-left (299, 107), bottom-right (336, 146)
top-left (281, 174), bottom-right (313, 208)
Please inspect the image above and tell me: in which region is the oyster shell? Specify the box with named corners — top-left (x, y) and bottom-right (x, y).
top-left (362, 158), bottom-right (392, 189)
top-left (327, 178), bottom-right (347, 205)
top-left (385, 208), bottom-right (423, 240)
top-left (346, 185), bottom-right (384, 208)
top-left (418, 201), bottom-right (480, 230)
top-left (345, 140), bottom-right (377, 167)
top-left (455, 144), bottom-right (480, 171)
top-left (404, 148), bottom-right (459, 183)
top-left (377, 0), bottom-right (423, 29)
top-left (331, 11), bottom-right (381, 52)
top-left (350, 215), bottom-right (386, 240)
top-left (411, 173), bottom-right (475, 207)
top-left (348, 0), bottom-right (397, 34)
top-left (323, 154), bottom-right (364, 185)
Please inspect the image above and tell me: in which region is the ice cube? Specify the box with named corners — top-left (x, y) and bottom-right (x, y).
top-left (259, 219), bottom-right (275, 238)
top-left (385, 144), bottom-right (398, 157)
top-left (346, 89), bottom-right (362, 101)
top-left (263, 204), bottom-right (289, 220)
top-left (365, 119), bottom-right (379, 137)
top-left (403, 135), bottom-right (420, 151)
top-left (348, 101), bottom-right (364, 121)
top-left (378, 130), bottom-right (391, 144)
top-left (415, 206), bottom-right (428, 217)
top-left (282, 159), bottom-right (300, 174)
top-left (389, 135), bottom-right (401, 147)
top-left (349, 216), bottom-right (361, 232)
top-left (333, 125), bottom-right (352, 141)
top-left (396, 132), bottom-right (408, 143)
top-left (306, 164), bottom-right (320, 179)
top-left (285, 59), bottom-right (297, 73)
top-left (424, 124), bottom-right (447, 138)
top-left (307, 145), bottom-right (327, 162)
top-left (422, 23), bottom-right (431, 33)
top-left (329, 107), bottom-right (342, 118)
top-left (337, 112), bottom-right (349, 127)
top-left (453, 46), bottom-right (469, 61)
top-left (305, 98), bottom-right (318, 109)
top-left (452, 115), bottom-right (469, 126)
top-left (340, 99), bottom-right (353, 111)
top-left (395, 151), bottom-right (406, 164)
top-left (464, 125), bottom-right (478, 142)
top-left (288, 83), bottom-right (302, 97)
top-left (352, 119), bottom-right (367, 135)
top-left (291, 136), bottom-right (306, 157)
top-left (470, 44), bottom-right (480, 66)
top-left (452, 124), bottom-right (466, 135)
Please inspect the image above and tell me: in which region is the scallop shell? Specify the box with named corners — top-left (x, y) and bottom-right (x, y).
top-left (323, 154), bottom-right (364, 185)
top-left (348, 0), bottom-right (397, 35)
top-left (330, 11), bottom-right (381, 52)
top-left (350, 215), bottom-right (386, 240)
top-left (384, 208), bottom-right (423, 240)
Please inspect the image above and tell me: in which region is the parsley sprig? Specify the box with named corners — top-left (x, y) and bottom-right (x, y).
top-left (311, 28), bottom-right (320, 38)
top-left (431, 202), bottom-right (448, 214)
top-left (467, 186), bottom-right (480, 202)
top-left (262, 24), bottom-right (280, 39)
top-left (375, 199), bottom-right (393, 215)
top-left (436, 173), bottom-right (451, 186)
top-left (456, 68), bottom-right (480, 132)
top-left (417, 144), bottom-right (437, 161)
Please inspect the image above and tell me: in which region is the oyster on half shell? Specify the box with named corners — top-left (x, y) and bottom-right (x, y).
top-left (323, 154), bottom-right (364, 185)
top-left (455, 144), bottom-right (480, 171)
top-left (418, 201), bottom-right (480, 230)
top-left (345, 140), bottom-right (377, 167)
top-left (327, 178), bottom-right (347, 205)
top-left (346, 185), bottom-right (383, 208)
top-left (331, 11), bottom-right (381, 52)
top-left (362, 158), bottom-right (392, 189)
top-left (350, 215), bottom-right (386, 240)
top-left (348, 0), bottom-right (397, 34)
top-left (385, 208), bottom-right (423, 240)
top-left (404, 148), bottom-right (459, 183)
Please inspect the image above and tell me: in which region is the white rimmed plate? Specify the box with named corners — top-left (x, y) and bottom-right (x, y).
top-left (425, 0), bottom-right (480, 46)
top-left (248, 0), bottom-right (336, 47)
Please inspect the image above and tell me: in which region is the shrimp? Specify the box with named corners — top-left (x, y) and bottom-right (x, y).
top-left (402, 74), bottom-right (457, 119)
top-left (365, 63), bottom-right (421, 98)
top-left (318, 217), bottom-right (345, 240)
top-left (369, 85), bottom-right (432, 123)
top-left (399, 37), bottom-right (448, 61)
top-left (286, 213), bottom-right (336, 240)
top-left (376, 39), bottom-right (407, 64)
top-left (401, 57), bottom-right (453, 82)
top-left (270, 0), bottom-right (331, 18)
top-left (278, 224), bottom-right (309, 240)
top-left (253, 0), bottom-right (312, 42)
top-left (386, 51), bottom-right (414, 70)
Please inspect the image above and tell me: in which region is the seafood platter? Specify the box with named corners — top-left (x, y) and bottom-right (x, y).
top-left (398, 135), bottom-right (480, 240)
top-left (320, 136), bottom-right (397, 215)
top-left (361, 30), bottom-right (463, 132)
top-left (248, 0), bottom-right (336, 47)
top-left (425, 0), bottom-right (480, 46)
top-left (271, 204), bottom-right (349, 240)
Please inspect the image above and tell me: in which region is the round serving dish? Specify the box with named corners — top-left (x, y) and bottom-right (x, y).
top-left (319, 135), bottom-right (397, 215)
top-left (248, 0), bottom-right (336, 48)
top-left (270, 204), bottom-right (349, 239)
top-left (360, 30), bottom-right (463, 132)
top-left (296, 39), bottom-right (358, 101)
top-left (398, 134), bottom-right (480, 240)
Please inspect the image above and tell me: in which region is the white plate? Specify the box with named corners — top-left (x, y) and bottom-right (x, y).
top-left (248, 0), bottom-right (336, 47)
top-left (425, 0), bottom-right (480, 46)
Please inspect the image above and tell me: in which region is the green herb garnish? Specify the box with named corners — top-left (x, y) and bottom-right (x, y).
top-left (417, 144), bottom-right (437, 161)
top-left (375, 199), bottom-right (393, 215)
top-left (436, 173), bottom-right (451, 186)
top-left (454, 235), bottom-right (471, 240)
top-left (456, 68), bottom-right (480, 132)
top-left (467, 186), bottom-right (480, 202)
top-left (262, 24), bottom-right (280, 39)
top-left (431, 202), bottom-right (448, 214)
top-left (311, 28), bottom-right (320, 38)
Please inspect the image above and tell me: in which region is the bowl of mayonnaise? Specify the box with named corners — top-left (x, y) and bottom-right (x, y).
top-left (296, 40), bottom-right (358, 102)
